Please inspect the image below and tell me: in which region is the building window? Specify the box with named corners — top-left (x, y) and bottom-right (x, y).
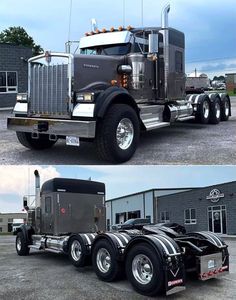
top-left (0, 218), bottom-right (3, 223)
top-left (160, 211), bottom-right (170, 222)
top-left (184, 208), bottom-right (196, 224)
top-left (175, 51), bottom-right (183, 73)
top-left (0, 227), bottom-right (2, 232)
top-left (0, 71), bottom-right (18, 93)
top-left (8, 218), bottom-right (13, 223)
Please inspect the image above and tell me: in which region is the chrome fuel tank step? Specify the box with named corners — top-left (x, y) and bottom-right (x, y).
top-left (139, 104), bottom-right (170, 131)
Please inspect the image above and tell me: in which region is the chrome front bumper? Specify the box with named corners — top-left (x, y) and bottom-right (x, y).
top-left (7, 116), bottom-right (96, 138)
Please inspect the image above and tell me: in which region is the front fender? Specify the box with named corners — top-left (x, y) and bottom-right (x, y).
top-left (94, 86), bottom-right (138, 118)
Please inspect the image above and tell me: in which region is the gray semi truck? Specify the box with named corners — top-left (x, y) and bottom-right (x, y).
top-left (7, 5), bottom-right (231, 163)
top-left (16, 172), bottom-right (229, 297)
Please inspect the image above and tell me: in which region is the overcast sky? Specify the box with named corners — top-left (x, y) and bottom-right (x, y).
top-left (0, 0), bottom-right (235, 78)
top-left (0, 165), bottom-right (235, 213)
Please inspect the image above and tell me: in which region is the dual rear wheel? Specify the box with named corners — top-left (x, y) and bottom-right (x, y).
top-left (92, 240), bottom-right (164, 296)
top-left (196, 94), bottom-right (230, 125)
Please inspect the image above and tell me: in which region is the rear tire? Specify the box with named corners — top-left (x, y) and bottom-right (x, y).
top-left (220, 95), bottom-right (230, 121)
top-left (92, 239), bottom-right (123, 281)
top-left (125, 243), bottom-right (164, 296)
top-left (16, 232), bottom-right (30, 256)
top-left (209, 95), bottom-right (221, 124)
top-left (96, 104), bottom-right (140, 163)
top-left (195, 96), bottom-right (210, 124)
top-left (68, 236), bottom-right (87, 267)
top-left (16, 132), bottom-right (57, 150)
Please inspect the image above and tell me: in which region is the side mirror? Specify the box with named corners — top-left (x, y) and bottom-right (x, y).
top-left (148, 33), bottom-right (159, 54)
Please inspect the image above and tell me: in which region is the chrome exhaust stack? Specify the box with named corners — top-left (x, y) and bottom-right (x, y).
top-left (161, 4), bottom-right (170, 100)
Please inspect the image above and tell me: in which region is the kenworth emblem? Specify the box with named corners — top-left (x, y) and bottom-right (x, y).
top-left (206, 189), bottom-right (224, 203)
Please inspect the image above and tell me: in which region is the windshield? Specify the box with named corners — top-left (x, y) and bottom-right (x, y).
top-left (80, 43), bottom-right (131, 56)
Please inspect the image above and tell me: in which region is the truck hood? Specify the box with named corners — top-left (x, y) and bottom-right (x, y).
top-left (73, 54), bottom-right (125, 91)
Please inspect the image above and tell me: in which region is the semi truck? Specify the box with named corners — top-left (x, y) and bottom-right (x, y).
top-left (7, 5), bottom-right (231, 163)
top-left (15, 172), bottom-right (229, 297)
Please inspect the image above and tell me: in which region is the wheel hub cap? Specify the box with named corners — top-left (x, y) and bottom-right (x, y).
top-left (96, 248), bottom-right (111, 273)
top-left (116, 118), bottom-right (134, 150)
top-left (132, 254), bottom-right (153, 285)
top-left (71, 240), bottom-right (82, 261)
top-left (16, 237), bottom-right (21, 251)
top-left (215, 102), bottom-right (221, 119)
top-left (203, 101), bottom-right (210, 119)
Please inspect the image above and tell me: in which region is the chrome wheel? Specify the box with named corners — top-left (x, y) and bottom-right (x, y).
top-left (96, 248), bottom-right (111, 273)
top-left (116, 118), bottom-right (134, 150)
top-left (225, 100), bottom-right (230, 117)
top-left (71, 240), bottom-right (82, 262)
top-left (16, 237), bottom-right (22, 252)
top-left (203, 101), bottom-right (210, 119)
top-left (132, 254), bottom-right (153, 285)
top-left (215, 102), bottom-right (221, 119)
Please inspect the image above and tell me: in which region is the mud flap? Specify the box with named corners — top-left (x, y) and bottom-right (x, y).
top-left (165, 260), bottom-right (186, 295)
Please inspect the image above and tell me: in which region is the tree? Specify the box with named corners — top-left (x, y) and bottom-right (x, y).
top-left (213, 75), bottom-right (225, 82)
top-left (0, 26), bottom-right (43, 56)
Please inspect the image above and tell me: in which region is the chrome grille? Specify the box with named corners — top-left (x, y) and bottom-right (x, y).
top-left (29, 63), bottom-right (69, 116)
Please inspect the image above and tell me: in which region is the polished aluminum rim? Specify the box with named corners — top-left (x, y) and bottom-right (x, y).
top-left (71, 240), bottom-right (82, 261)
top-left (215, 102), bottom-right (221, 119)
top-left (96, 248), bottom-right (111, 273)
top-left (16, 237), bottom-right (22, 251)
top-left (225, 100), bottom-right (230, 116)
top-left (116, 118), bottom-right (134, 150)
top-left (132, 254), bottom-right (153, 285)
top-left (203, 101), bottom-right (210, 119)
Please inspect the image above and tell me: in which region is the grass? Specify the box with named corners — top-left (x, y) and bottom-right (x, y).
top-left (227, 91), bottom-right (236, 96)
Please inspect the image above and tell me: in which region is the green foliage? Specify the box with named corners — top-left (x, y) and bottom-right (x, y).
top-left (0, 26), bottom-right (43, 56)
top-left (213, 75), bottom-right (225, 81)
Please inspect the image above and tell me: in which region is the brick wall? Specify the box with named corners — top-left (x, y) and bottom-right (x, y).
top-left (157, 181), bottom-right (236, 234)
top-left (0, 43), bottom-right (32, 108)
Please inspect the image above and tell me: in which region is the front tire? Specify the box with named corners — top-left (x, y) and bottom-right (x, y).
top-left (16, 232), bottom-right (30, 256)
top-left (125, 243), bottom-right (164, 297)
top-left (16, 132), bottom-right (57, 150)
top-left (96, 104), bottom-right (140, 163)
top-left (92, 239), bottom-right (123, 281)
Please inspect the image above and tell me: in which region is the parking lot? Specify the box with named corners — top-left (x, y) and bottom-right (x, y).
top-left (0, 235), bottom-right (236, 300)
top-left (0, 97), bottom-right (235, 165)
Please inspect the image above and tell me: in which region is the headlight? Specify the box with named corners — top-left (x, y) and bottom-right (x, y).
top-left (76, 92), bottom-right (94, 102)
top-left (16, 93), bottom-right (28, 102)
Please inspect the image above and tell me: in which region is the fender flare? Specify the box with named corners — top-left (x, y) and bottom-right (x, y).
top-left (67, 233), bottom-right (97, 255)
top-left (91, 232), bottom-right (131, 260)
top-left (16, 224), bottom-right (34, 244)
top-left (123, 234), bottom-right (182, 262)
top-left (94, 86), bottom-right (139, 118)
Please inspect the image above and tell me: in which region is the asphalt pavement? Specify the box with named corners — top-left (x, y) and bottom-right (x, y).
top-left (0, 97), bottom-right (235, 165)
top-left (0, 235), bottom-right (236, 300)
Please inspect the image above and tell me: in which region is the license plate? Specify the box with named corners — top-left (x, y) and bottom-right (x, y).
top-left (208, 259), bottom-right (215, 269)
top-left (66, 136), bottom-right (80, 146)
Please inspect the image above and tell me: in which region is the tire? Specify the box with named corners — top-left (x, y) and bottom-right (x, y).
top-left (96, 104), bottom-right (140, 163)
top-left (16, 231), bottom-right (30, 256)
top-left (195, 96), bottom-right (210, 124)
top-left (68, 236), bottom-right (87, 267)
top-left (125, 243), bottom-right (164, 297)
top-left (209, 95), bottom-right (221, 124)
top-left (92, 239), bottom-right (123, 282)
top-left (16, 132), bottom-right (57, 150)
top-left (220, 95), bottom-right (230, 121)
